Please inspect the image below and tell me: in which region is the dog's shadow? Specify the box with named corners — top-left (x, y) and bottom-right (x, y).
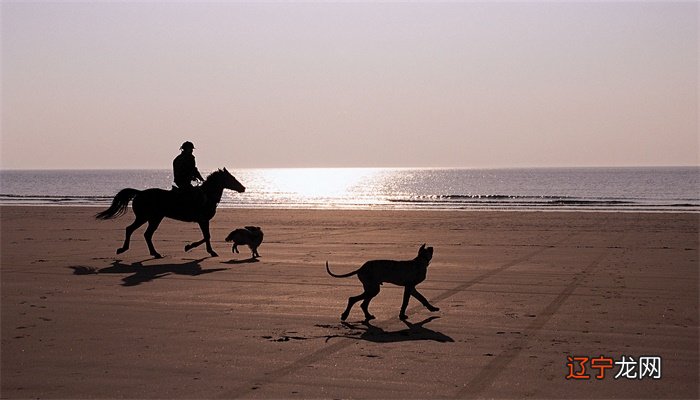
top-left (328, 316), bottom-right (454, 343)
top-left (221, 257), bottom-right (259, 265)
top-left (70, 258), bottom-right (226, 287)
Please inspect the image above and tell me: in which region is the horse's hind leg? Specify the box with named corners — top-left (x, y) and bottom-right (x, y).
top-left (117, 217), bottom-right (147, 255)
top-left (144, 217), bottom-right (164, 258)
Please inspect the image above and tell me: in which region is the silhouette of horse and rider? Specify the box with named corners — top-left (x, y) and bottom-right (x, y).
top-left (96, 141), bottom-right (245, 258)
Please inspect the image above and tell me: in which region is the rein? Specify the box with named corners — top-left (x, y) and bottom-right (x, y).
top-left (199, 170), bottom-right (227, 204)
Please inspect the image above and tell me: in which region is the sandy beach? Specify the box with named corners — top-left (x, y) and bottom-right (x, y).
top-left (1, 206), bottom-right (697, 399)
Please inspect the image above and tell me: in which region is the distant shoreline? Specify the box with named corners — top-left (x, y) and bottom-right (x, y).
top-left (0, 205), bottom-right (698, 216)
top-left (2, 167), bottom-right (698, 212)
top-left (2, 165), bottom-right (698, 171)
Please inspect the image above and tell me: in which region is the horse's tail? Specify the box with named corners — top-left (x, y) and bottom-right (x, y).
top-left (95, 188), bottom-right (140, 220)
top-left (326, 261), bottom-right (361, 278)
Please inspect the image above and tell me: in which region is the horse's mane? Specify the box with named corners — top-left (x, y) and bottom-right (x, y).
top-left (200, 169), bottom-right (232, 203)
top-left (203, 168), bottom-right (229, 183)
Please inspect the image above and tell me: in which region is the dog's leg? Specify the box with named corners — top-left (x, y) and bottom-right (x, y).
top-left (232, 243), bottom-right (239, 253)
top-left (399, 286), bottom-right (414, 320)
top-left (411, 288), bottom-right (440, 312)
top-left (359, 284), bottom-right (380, 321)
top-left (341, 293), bottom-right (364, 321)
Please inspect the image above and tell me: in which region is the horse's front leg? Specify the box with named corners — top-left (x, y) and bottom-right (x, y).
top-left (184, 239), bottom-right (205, 252)
top-left (202, 220), bottom-right (218, 257)
top-left (188, 220), bottom-right (217, 257)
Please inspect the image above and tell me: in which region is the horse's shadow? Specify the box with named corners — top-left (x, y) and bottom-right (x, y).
top-left (327, 316), bottom-right (454, 343)
top-left (71, 258), bottom-right (226, 287)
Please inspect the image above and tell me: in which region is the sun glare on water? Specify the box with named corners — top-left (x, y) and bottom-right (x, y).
top-left (261, 168), bottom-right (378, 199)
top-left (222, 167), bottom-right (404, 208)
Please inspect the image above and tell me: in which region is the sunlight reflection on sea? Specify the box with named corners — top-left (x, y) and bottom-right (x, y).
top-left (1, 167), bottom-right (698, 212)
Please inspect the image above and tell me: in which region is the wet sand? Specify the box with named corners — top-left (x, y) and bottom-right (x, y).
top-left (1, 206), bottom-right (698, 398)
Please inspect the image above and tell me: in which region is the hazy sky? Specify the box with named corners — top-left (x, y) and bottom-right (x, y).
top-left (1, 1), bottom-right (697, 170)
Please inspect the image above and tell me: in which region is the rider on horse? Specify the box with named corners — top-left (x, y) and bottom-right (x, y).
top-left (173, 141), bottom-right (204, 190)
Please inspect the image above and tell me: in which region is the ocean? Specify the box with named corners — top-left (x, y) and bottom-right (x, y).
top-left (0, 167), bottom-right (698, 212)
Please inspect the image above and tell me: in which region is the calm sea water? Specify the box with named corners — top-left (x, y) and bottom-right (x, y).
top-left (0, 167), bottom-right (698, 212)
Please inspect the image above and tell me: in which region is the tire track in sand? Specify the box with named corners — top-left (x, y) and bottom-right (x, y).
top-left (453, 232), bottom-right (625, 398)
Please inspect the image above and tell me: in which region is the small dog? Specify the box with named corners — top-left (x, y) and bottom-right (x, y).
top-left (326, 244), bottom-right (439, 321)
top-left (224, 226), bottom-right (264, 258)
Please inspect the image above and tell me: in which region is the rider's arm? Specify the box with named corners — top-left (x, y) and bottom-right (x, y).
top-left (194, 168), bottom-right (204, 182)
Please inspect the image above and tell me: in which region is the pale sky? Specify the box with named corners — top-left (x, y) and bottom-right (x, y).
top-left (1, 1), bottom-right (698, 170)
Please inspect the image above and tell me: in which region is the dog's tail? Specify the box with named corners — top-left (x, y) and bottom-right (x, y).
top-left (325, 261), bottom-right (360, 278)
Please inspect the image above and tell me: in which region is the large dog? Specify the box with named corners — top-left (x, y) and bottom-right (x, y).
top-left (326, 244), bottom-right (439, 321)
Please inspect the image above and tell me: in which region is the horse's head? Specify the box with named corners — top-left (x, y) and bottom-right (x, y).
top-left (202, 168), bottom-right (245, 197)
top-left (220, 168), bottom-right (245, 193)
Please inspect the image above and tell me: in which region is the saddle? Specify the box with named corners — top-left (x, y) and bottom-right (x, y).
top-left (171, 185), bottom-right (207, 208)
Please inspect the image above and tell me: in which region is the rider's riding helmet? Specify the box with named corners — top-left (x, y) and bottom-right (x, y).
top-left (180, 141), bottom-right (195, 151)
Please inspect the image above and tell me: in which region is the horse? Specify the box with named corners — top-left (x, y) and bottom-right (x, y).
top-left (95, 168), bottom-right (245, 258)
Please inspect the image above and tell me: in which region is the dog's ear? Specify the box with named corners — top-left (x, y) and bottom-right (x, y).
top-left (420, 243), bottom-right (426, 250)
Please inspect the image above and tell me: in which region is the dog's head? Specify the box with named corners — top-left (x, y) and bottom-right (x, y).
top-left (225, 229), bottom-right (246, 242)
top-left (417, 243), bottom-right (434, 264)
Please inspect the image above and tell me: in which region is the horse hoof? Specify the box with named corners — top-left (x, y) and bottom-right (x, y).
top-left (116, 248), bottom-right (127, 254)
top-left (152, 253), bottom-right (163, 259)
top-left (184, 245), bottom-right (193, 252)
top-left (399, 314), bottom-right (408, 321)
top-left (209, 251), bottom-right (219, 257)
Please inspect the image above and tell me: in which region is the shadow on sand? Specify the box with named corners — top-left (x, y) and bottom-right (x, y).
top-left (221, 257), bottom-right (259, 265)
top-left (325, 316), bottom-right (454, 343)
top-left (70, 258), bottom-right (226, 287)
